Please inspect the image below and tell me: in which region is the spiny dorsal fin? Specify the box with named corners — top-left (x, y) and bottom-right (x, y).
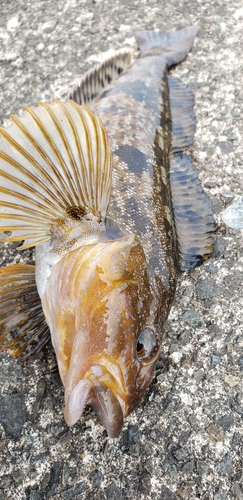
top-left (0, 264), bottom-right (50, 358)
top-left (69, 49), bottom-right (133, 108)
top-left (0, 101), bottom-right (112, 249)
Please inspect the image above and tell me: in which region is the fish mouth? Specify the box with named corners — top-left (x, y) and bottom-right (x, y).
top-left (64, 367), bottom-right (124, 438)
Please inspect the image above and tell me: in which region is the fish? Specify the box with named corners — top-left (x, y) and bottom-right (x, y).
top-left (0, 26), bottom-right (215, 438)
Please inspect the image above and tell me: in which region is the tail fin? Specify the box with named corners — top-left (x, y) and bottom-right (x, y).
top-left (135, 26), bottom-right (199, 66)
top-left (0, 101), bottom-right (112, 249)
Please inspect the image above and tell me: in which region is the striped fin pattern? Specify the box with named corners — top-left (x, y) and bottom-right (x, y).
top-left (0, 101), bottom-right (112, 249)
top-left (0, 264), bottom-right (50, 358)
top-left (69, 49), bottom-right (133, 108)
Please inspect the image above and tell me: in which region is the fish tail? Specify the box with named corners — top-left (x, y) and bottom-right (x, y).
top-left (0, 101), bottom-right (112, 249)
top-left (135, 26), bottom-right (199, 66)
top-left (0, 263), bottom-right (50, 358)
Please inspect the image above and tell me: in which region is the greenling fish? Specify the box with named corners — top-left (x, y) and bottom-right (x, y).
top-left (0, 27), bottom-right (215, 438)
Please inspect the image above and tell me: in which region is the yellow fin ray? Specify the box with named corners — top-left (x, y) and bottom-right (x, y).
top-left (0, 101), bottom-right (112, 248)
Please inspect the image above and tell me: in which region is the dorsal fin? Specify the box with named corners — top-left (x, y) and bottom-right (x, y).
top-left (69, 49), bottom-right (133, 108)
top-left (170, 154), bottom-right (216, 271)
top-left (0, 101), bottom-right (112, 249)
top-left (169, 77), bottom-right (196, 152)
top-left (168, 70), bottom-right (215, 270)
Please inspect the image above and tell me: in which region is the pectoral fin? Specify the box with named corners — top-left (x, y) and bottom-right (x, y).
top-left (0, 101), bottom-right (112, 249)
top-left (0, 264), bottom-right (50, 358)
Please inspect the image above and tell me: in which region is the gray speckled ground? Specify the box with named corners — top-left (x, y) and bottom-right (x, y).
top-left (0, 1), bottom-right (243, 499)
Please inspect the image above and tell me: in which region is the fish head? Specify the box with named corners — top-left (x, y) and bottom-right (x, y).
top-left (41, 230), bottom-right (161, 438)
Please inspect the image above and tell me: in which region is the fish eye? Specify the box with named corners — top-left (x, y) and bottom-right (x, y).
top-left (136, 327), bottom-right (160, 363)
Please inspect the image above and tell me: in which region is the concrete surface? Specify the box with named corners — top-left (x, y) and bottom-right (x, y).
top-left (0, 0), bottom-right (243, 499)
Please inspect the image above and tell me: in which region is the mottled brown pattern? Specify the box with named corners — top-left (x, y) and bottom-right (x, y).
top-left (94, 55), bottom-right (177, 332)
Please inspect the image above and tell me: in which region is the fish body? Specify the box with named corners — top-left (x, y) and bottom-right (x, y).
top-left (0, 27), bottom-right (215, 437)
top-left (93, 42), bottom-right (178, 330)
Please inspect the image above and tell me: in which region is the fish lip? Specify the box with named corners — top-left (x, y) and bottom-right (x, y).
top-left (64, 378), bottom-right (93, 426)
top-left (89, 360), bottom-right (126, 394)
top-left (88, 382), bottom-right (124, 438)
top-left (64, 365), bottom-right (125, 438)
top-left (87, 360), bottom-right (131, 417)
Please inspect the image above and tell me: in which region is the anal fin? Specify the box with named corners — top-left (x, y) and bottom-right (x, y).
top-left (69, 49), bottom-right (133, 108)
top-left (0, 264), bottom-right (50, 358)
top-left (169, 77), bottom-right (196, 152)
top-left (170, 154), bottom-right (216, 271)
